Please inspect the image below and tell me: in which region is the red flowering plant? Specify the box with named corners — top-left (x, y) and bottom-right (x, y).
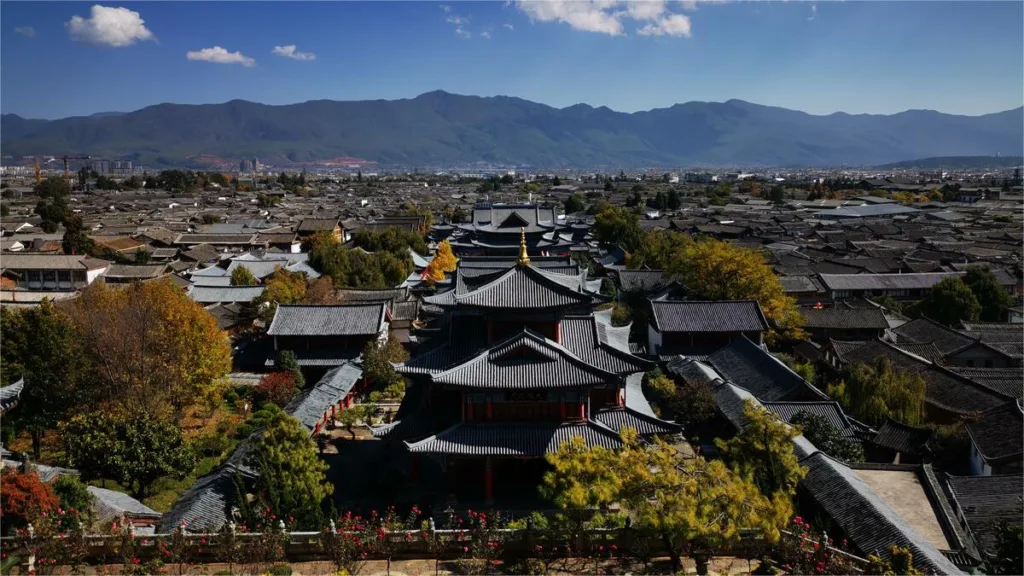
top-left (454, 509), bottom-right (507, 575)
top-left (365, 505), bottom-right (420, 575)
top-left (241, 506), bottom-right (291, 574)
top-left (8, 506), bottom-right (89, 576)
top-left (320, 510), bottom-right (374, 575)
top-left (761, 516), bottom-right (859, 575)
top-left (156, 520), bottom-right (198, 575)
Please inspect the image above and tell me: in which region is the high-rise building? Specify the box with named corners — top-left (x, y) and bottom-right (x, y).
top-left (240, 159), bottom-right (252, 172)
top-left (253, 157), bottom-right (260, 171)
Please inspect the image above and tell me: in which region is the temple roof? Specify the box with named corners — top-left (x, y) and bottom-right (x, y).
top-left (405, 421), bottom-right (622, 456)
top-left (460, 204), bottom-right (561, 235)
top-left (430, 329), bottom-right (621, 390)
top-left (424, 263), bottom-right (597, 310)
top-left (267, 303), bottom-right (387, 336)
top-left (560, 315), bottom-right (652, 374)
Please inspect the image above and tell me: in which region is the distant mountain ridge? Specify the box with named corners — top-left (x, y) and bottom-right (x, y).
top-left (2, 91), bottom-right (1021, 168)
top-left (874, 156), bottom-right (1023, 170)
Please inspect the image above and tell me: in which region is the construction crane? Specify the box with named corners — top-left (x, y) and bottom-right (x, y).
top-left (60, 155), bottom-right (91, 180)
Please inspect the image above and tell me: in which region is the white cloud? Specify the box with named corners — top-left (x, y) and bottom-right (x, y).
top-left (515, 0), bottom-right (694, 37)
top-left (503, 23), bottom-right (515, 30)
top-left (446, 14), bottom-right (473, 38)
top-left (679, 0), bottom-right (698, 11)
top-left (66, 5), bottom-right (154, 47)
top-left (480, 30), bottom-right (491, 39)
top-left (14, 26), bottom-right (35, 37)
top-left (516, 1), bottom-right (625, 36)
top-left (637, 13), bottom-right (692, 36)
top-left (186, 46), bottom-right (255, 67)
top-left (272, 44), bottom-right (316, 61)
top-left (440, 4), bottom-right (452, 12)
top-left (808, 3), bottom-right (817, 20)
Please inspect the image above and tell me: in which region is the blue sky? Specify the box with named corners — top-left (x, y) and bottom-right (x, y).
top-left (2, 1), bottom-right (1021, 119)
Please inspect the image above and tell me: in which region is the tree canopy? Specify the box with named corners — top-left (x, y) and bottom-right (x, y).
top-left (230, 265), bottom-right (259, 286)
top-left (827, 358), bottom-right (926, 427)
top-left (60, 411), bottom-right (196, 499)
top-left (790, 411), bottom-right (864, 462)
top-left (917, 276), bottom-right (981, 327)
top-left (246, 412), bottom-right (333, 529)
top-left (592, 206), bottom-right (644, 252)
top-left (543, 428), bottom-right (791, 571)
top-left (66, 279), bottom-right (232, 419)
top-left (963, 266), bottom-right (1014, 322)
top-left (715, 400), bottom-right (807, 500)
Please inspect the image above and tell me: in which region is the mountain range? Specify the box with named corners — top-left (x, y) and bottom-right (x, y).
top-left (2, 91), bottom-right (1021, 168)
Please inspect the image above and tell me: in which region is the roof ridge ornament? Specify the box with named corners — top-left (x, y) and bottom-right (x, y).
top-left (518, 227), bottom-right (531, 266)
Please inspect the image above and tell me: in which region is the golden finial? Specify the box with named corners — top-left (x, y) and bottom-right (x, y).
top-left (518, 227), bottom-right (531, 266)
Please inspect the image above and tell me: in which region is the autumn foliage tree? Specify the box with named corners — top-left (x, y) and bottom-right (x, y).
top-left (433, 239), bottom-right (458, 272)
top-left (0, 468), bottom-right (59, 532)
top-left (716, 400), bottom-right (807, 500)
top-left (66, 280), bottom-right (232, 419)
top-left (664, 236), bottom-right (805, 341)
top-left (544, 428), bottom-right (791, 572)
top-left (230, 265), bottom-right (259, 286)
top-left (256, 372), bottom-right (300, 408)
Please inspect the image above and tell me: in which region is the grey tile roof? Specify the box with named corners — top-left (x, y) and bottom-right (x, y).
top-left (706, 337), bottom-right (827, 402)
top-left (226, 260), bottom-right (321, 280)
top-left (779, 275), bottom-right (824, 293)
top-left (664, 356), bottom-right (722, 387)
top-left (337, 287), bottom-right (410, 303)
top-left (892, 318), bottom-right (976, 356)
top-left (88, 486), bottom-right (161, 526)
top-left (763, 401), bottom-right (869, 439)
top-left (437, 265), bottom-right (594, 310)
top-left (821, 271), bottom-right (1001, 292)
top-left (651, 300), bottom-right (769, 333)
top-left (296, 218), bottom-right (339, 233)
top-left (103, 264), bottom-right (167, 279)
top-left (188, 285), bottom-right (265, 304)
top-left (267, 303), bottom-right (386, 336)
top-left (868, 419), bottom-right (934, 456)
top-left (157, 440), bottom-right (258, 533)
top-left (0, 378), bottom-right (24, 411)
top-left (560, 316), bottom-right (652, 375)
top-left (801, 307), bottom-right (888, 330)
top-left (284, 362), bottom-right (363, 431)
top-left (0, 254), bottom-right (111, 271)
top-left (966, 400), bottom-right (1024, 465)
top-left (265, 348), bottom-right (360, 368)
top-left (405, 421), bottom-right (622, 456)
top-left (594, 407), bottom-right (680, 436)
top-left (947, 367), bottom-right (1023, 400)
top-left (801, 453), bottom-right (964, 575)
top-left (617, 269), bottom-right (670, 293)
top-left (0, 459), bottom-right (78, 483)
top-left (469, 205), bottom-right (560, 234)
top-left (431, 330), bottom-right (621, 390)
top-left (958, 322), bottom-right (1024, 359)
top-left (946, 474), bottom-right (1024, 558)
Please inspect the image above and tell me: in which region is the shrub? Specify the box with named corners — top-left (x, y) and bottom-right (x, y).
top-left (256, 372), bottom-right (299, 408)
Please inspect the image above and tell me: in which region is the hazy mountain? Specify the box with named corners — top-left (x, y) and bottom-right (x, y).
top-left (2, 91), bottom-right (1021, 168)
top-left (875, 156), bottom-right (1023, 170)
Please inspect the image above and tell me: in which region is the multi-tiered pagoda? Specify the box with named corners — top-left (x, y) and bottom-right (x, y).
top-left (446, 204), bottom-right (575, 257)
top-left (377, 234), bottom-right (679, 505)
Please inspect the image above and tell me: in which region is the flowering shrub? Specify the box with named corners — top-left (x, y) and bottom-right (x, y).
top-left (454, 510), bottom-right (507, 575)
top-left (762, 516), bottom-right (858, 575)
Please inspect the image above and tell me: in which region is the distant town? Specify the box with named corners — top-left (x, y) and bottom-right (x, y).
top-left (0, 154), bottom-right (1021, 576)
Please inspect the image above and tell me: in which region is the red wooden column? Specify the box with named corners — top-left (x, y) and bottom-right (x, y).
top-left (484, 457), bottom-right (494, 505)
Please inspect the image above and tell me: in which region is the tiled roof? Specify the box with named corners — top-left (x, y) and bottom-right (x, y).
top-left (560, 316), bottom-right (652, 375)
top-left (868, 419), bottom-right (934, 456)
top-left (430, 330), bottom-right (620, 390)
top-left (801, 307), bottom-right (888, 330)
top-left (88, 486), bottom-right (161, 525)
top-left (103, 264), bottom-right (167, 279)
top-left (593, 407), bottom-right (680, 436)
top-left (800, 452), bottom-right (963, 575)
top-left (441, 265), bottom-right (594, 309)
top-left (336, 287), bottom-right (410, 303)
top-left (0, 378), bottom-right (24, 411)
top-left (892, 318), bottom-right (975, 356)
top-left (0, 254), bottom-right (111, 271)
top-left (966, 400), bottom-right (1023, 465)
top-left (946, 474), bottom-right (1024, 558)
top-left (820, 272), bottom-right (968, 291)
top-left (763, 401), bottom-right (868, 439)
top-left (650, 300), bottom-right (769, 333)
top-left (469, 205), bottom-right (559, 234)
top-left (296, 218), bottom-right (339, 232)
top-left (175, 234), bottom-right (257, 245)
top-left (947, 367), bottom-right (1023, 400)
top-left (267, 304), bottom-right (386, 336)
top-left (405, 421), bottom-right (622, 456)
top-left (706, 337), bottom-right (827, 402)
top-left (284, 362), bottom-right (362, 431)
top-left (188, 285), bottom-right (265, 304)
top-left (958, 322), bottom-right (1024, 359)
top-left (157, 441), bottom-right (258, 533)
top-left (617, 269), bottom-right (670, 293)
top-left (226, 260), bottom-right (321, 280)
top-left (779, 275), bottom-right (824, 293)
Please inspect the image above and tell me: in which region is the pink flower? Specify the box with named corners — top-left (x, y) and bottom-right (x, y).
top-left (463, 547), bottom-right (469, 553)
